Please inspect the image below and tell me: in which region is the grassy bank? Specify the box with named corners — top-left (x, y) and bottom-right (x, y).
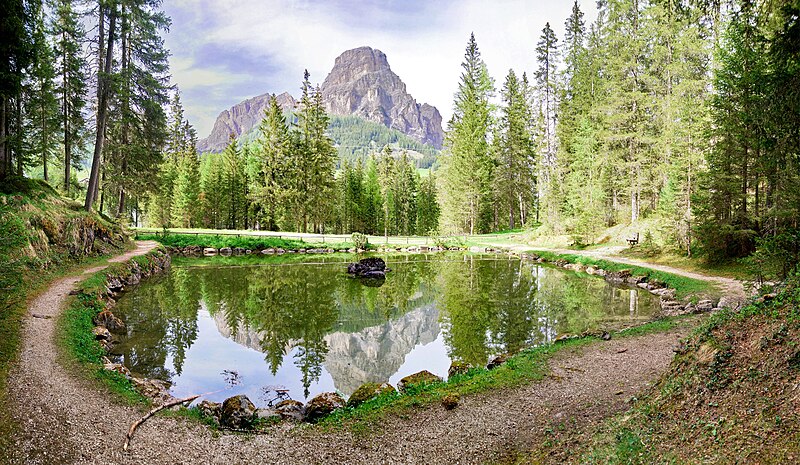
top-left (137, 232), bottom-right (371, 252)
top-left (58, 251), bottom-right (173, 407)
top-left (528, 250), bottom-right (714, 299)
top-left (319, 318), bottom-right (681, 435)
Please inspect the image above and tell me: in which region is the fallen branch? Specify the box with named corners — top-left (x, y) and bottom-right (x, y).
top-left (123, 394), bottom-right (200, 452)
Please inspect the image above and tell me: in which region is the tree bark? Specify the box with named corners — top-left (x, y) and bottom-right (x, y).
top-left (85, 7), bottom-right (116, 211)
top-left (0, 96), bottom-right (6, 180)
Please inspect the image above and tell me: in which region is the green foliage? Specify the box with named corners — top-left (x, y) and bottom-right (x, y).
top-left (638, 231), bottom-right (662, 257)
top-left (327, 115), bottom-right (438, 168)
top-left (441, 33), bottom-right (495, 235)
top-left (137, 233), bottom-right (369, 252)
top-left (350, 232), bottom-right (368, 250)
top-left (742, 229), bottom-right (800, 284)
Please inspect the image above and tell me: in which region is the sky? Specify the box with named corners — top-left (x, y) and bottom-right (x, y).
top-left (163, 0), bottom-right (599, 138)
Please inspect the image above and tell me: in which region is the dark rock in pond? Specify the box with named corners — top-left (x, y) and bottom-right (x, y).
top-left (233, 247), bottom-right (245, 255)
top-left (487, 353), bottom-right (512, 370)
top-left (221, 394), bottom-right (256, 429)
top-left (93, 310), bottom-right (126, 333)
top-left (92, 326), bottom-right (112, 341)
top-left (274, 399), bottom-right (305, 422)
top-left (197, 400), bottom-right (222, 424)
top-left (219, 247), bottom-right (233, 256)
top-left (347, 257), bottom-right (388, 277)
top-left (347, 382), bottom-right (396, 408)
top-left (447, 361), bottom-right (472, 378)
top-left (397, 370), bottom-right (442, 393)
top-left (441, 394), bottom-right (460, 410)
top-left (304, 392), bottom-right (345, 423)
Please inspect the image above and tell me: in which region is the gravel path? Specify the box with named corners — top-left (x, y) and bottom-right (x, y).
top-left (6, 241), bottom-right (689, 465)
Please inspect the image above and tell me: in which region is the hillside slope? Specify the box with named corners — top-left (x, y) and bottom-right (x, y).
top-left (520, 278), bottom-right (800, 464)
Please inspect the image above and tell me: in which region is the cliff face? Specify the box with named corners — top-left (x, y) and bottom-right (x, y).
top-left (197, 47), bottom-right (444, 152)
top-left (197, 92), bottom-right (296, 153)
top-left (320, 47), bottom-right (444, 149)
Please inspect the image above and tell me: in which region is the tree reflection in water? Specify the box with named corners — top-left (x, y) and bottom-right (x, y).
top-left (112, 254), bottom-right (658, 397)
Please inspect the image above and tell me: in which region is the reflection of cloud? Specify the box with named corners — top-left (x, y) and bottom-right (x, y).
top-left (164, 0), bottom-right (599, 136)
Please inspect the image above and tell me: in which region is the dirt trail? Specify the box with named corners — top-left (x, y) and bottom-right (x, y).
top-left (7, 241), bottom-right (690, 464)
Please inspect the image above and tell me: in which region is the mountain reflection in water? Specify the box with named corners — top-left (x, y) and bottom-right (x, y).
top-left (111, 254), bottom-right (658, 404)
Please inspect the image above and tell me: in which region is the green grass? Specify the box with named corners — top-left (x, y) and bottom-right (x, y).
top-left (319, 318), bottom-right (679, 435)
top-left (137, 233), bottom-right (372, 252)
top-left (57, 251), bottom-right (176, 407)
top-left (528, 250), bottom-right (713, 299)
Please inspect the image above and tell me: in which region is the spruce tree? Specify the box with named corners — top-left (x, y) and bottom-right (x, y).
top-left (535, 22), bottom-right (560, 225)
top-left (416, 172), bottom-right (440, 235)
top-left (441, 33), bottom-right (494, 234)
top-left (495, 69), bottom-right (536, 230)
top-left (171, 121), bottom-right (199, 228)
top-left (253, 94), bottom-right (292, 230)
top-left (24, 5), bottom-right (60, 182)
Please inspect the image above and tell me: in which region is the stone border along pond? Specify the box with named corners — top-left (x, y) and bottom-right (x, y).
top-left (74, 243), bottom-right (736, 431)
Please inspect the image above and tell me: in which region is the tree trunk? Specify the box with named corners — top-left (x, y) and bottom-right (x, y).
top-left (0, 96), bottom-right (6, 180)
top-left (16, 96), bottom-right (22, 176)
top-left (42, 100), bottom-right (48, 181)
top-left (85, 8), bottom-right (116, 211)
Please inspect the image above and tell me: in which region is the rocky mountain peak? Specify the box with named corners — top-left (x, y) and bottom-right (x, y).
top-left (321, 47), bottom-right (443, 149)
top-left (197, 46), bottom-right (443, 152)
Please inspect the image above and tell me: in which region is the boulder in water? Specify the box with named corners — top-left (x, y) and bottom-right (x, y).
top-left (274, 399), bottom-right (305, 422)
top-left (93, 310), bottom-right (126, 333)
top-left (347, 257), bottom-right (388, 278)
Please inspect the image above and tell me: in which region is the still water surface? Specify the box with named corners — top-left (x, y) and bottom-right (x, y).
top-left (111, 253), bottom-right (659, 406)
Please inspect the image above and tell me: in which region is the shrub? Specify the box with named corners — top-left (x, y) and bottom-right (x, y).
top-left (351, 232), bottom-right (368, 250)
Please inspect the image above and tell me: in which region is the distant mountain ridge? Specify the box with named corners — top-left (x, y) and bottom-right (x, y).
top-left (197, 46), bottom-right (444, 153)
top-left (197, 92), bottom-right (296, 153)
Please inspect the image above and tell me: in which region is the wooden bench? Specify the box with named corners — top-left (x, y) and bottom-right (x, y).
top-left (626, 232), bottom-right (640, 247)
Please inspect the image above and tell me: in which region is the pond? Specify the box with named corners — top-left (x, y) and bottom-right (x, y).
top-left (110, 253), bottom-right (660, 406)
